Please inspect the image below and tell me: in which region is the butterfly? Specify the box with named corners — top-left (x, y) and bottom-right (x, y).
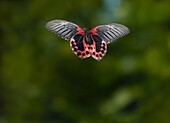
top-left (45, 20), bottom-right (130, 61)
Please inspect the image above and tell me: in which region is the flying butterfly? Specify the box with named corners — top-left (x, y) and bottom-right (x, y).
top-left (45, 19), bottom-right (130, 61)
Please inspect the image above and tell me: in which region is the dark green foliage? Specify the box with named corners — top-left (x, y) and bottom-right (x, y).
top-left (0, 0), bottom-right (170, 123)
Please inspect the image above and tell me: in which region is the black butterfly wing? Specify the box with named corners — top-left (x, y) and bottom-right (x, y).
top-left (45, 19), bottom-right (91, 59)
top-left (90, 23), bottom-right (130, 44)
top-left (45, 20), bottom-right (84, 41)
top-left (89, 23), bottom-right (129, 60)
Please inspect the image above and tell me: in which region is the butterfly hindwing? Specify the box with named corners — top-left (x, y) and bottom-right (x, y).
top-left (70, 34), bottom-right (91, 59)
top-left (90, 35), bottom-right (107, 61)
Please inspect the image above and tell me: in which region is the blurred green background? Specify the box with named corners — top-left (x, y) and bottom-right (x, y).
top-left (0, 0), bottom-right (170, 123)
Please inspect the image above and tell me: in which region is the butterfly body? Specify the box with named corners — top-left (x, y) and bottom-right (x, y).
top-left (83, 28), bottom-right (92, 44)
top-left (45, 20), bottom-right (129, 61)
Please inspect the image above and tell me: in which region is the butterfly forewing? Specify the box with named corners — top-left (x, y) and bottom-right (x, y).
top-left (90, 23), bottom-right (130, 44)
top-left (45, 20), bottom-right (84, 40)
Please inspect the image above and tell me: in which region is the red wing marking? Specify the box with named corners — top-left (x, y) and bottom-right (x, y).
top-left (90, 26), bottom-right (97, 35)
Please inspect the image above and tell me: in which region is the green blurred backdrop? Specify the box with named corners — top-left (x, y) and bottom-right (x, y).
top-left (0, 0), bottom-right (170, 123)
